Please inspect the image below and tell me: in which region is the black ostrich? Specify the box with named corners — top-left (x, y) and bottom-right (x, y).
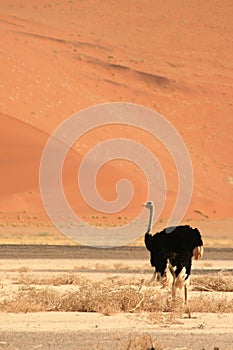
top-left (144, 201), bottom-right (204, 304)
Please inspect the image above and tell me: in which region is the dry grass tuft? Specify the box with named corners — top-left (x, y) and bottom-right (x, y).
top-left (13, 273), bottom-right (86, 286)
top-left (1, 287), bottom-right (61, 312)
top-left (122, 333), bottom-right (163, 350)
top-left (8, 266), bottom-right (31, 273)
top-left (0, 275), bottom-right (165, 314)
top-left (188, 293), bottom-right (233, 313)
top-left (192, 273), bottom-right (233, 292)
top-left (73, 263), bottom-right (150, 271)
top-left (1, 273), bottom-right (233, 315)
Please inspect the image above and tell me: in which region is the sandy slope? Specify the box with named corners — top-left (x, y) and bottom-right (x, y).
top-left (0, 0), bottom-right (232, 241)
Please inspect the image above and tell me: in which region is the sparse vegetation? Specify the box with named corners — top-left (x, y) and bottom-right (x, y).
top-left (122, 333), bottom-right (163, 350)
top-left (1, 273), bottom-right (233, 315)
top-left (192, 273), bottom-right (233, 292)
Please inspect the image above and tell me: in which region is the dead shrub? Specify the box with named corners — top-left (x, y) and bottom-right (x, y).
top-left (1, 274), bottom-right (233, 315)
top-left (188, 293), bottom-right (233, 313)
top-left (13, 273), bottom-right (87, 286)
top-left (192, 273), bottom-right (233, 292)
top-left (0, 280), bottom-right (186, 315)
top-left (121, 333), bottom-right (163, 350)
top-left (0, 287), bottom-right (61, 313)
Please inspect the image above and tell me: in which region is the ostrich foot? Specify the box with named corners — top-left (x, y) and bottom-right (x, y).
top-left (184, 305), bottom-right (191, 318)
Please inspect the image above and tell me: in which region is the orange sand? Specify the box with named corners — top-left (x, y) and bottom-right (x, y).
top-left (0, 1), bottom-right (232, 242)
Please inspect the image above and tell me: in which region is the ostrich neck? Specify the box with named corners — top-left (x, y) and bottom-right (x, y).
top-left (147, 206), bottom-right (154, 232)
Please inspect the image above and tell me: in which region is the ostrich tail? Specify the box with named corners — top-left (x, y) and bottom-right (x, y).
top-left (192, 246), bottom-right (204, 260)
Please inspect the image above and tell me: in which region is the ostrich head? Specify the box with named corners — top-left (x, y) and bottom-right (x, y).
top-left (143, 201), bottom-right (155, 233)
top-left (143, 201), bottom-right (154, 210)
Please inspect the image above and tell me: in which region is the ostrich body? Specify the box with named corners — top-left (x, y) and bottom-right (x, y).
top-left (144, 201), bottom-right (204, 304)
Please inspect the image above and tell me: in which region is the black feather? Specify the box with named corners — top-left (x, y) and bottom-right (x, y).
top-left (145, 225), bottom-right (203, 279)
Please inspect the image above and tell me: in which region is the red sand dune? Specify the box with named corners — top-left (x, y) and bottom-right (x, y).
top-left (0, 1), bottom-right (232, 237)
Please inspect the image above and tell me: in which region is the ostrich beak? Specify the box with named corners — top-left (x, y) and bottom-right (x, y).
top-left (142, 202), bottom-right (147, 207)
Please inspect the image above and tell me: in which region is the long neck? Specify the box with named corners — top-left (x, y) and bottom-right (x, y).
top-left (147, 205), bottom-right (154, 232)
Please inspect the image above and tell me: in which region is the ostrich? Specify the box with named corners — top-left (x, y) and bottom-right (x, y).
top-left (143, 201), bottom-right (203, 305)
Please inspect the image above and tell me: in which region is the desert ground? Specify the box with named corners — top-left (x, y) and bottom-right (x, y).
top-left (0, 0), bottom-right (233, 349)
top-left (0, 245), bottom-right (233, 350)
